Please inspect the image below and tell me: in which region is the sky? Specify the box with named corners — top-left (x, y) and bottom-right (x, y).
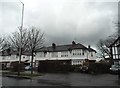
top-left (0, 0), bottom-right (119, 49)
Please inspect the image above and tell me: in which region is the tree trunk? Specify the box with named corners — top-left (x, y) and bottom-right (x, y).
top-left (18, 48), bottom-right (22, 76)
top-left (31, 50), bottom-right (34, 74)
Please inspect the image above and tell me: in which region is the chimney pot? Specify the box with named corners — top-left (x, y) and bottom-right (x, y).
top-left (88, 45), bottom-right (91, 48)
top-left (72, 41), bottom-right (76, 45)
top-left (52, 43), bottom-right (56, 51)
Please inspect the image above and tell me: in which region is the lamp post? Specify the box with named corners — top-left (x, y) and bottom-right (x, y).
top-left (18, 0), bottom-right (24, 75)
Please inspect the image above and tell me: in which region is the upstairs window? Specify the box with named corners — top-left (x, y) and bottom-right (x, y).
top-left (72, 50), bottom-right (82, 56)
top-left (82, 52), bottom-right (84, 55)
top-left (91, 52), bottom-right (93, 57)
top-left (52, 52), bottom-right (58, 57)
top-left (39, 52), bottom-right (45, 57)
top-left (61, 51), bottom-right (68, 57)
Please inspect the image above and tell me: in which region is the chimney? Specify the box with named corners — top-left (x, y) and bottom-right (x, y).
top-left (52, 43), bottom-right (56, 51)
top-left (72, 41), bottom-right (76, 45)
top-left (88, 45), bottom-right (91, 49)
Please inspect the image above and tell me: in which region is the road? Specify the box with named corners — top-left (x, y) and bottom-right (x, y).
top-left (1, 73), bottom-right (120, 86)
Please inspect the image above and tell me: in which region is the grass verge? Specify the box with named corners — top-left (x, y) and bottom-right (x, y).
top-left (1, 70), bottom-right (43, 77)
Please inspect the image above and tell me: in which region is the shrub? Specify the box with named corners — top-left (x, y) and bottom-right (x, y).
top-left (70, 65), bottom-right (81, 72)
top-left (38, 60), bottom-right (71, 73)
top-left (88, 62), bottom-right (111, 74)
top-left (10, 61), bottom-right (25, 72)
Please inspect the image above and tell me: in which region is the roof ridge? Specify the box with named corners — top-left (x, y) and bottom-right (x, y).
top-left (47, 43), bottom-right (84, 48)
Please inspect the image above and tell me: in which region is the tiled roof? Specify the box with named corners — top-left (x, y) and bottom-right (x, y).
top-left (87, 48), bottom-right (97, 53)
top-left (36, 43), bottom-right (96, 52)
top-left (0, 48), bottom-right (32, 56)
top-left (0, 43), bottom-right (97, 56)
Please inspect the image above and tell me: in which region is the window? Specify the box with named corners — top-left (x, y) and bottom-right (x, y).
top-left (61, 51), bottom-right (68, 57)
top-left (118, 46), bottom-right (120, 54)
top-left (91, 52), bottom-right (93, 57)
top-left (16, 55), bottom-right (18, 58)
top-left (81, 50), bottom-right (84, 55)
top-left (82, 52), bottom-right (84, 55)
top-left (114, 61), bottom-right (119, 65)
top-left (52, 52), bottom-right (58, 57)
top-left (44, 52), bottom-right (47, 57)
top-left (39, 52), bottom-right (44, 57)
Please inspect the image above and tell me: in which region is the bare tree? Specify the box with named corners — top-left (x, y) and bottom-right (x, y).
top-left (115, 21), bottom-right (120, 37)
top-left (0, 37), bottom-right (4, 51)
top-left (97, 39), bottom-right (111, 59)
top-left (97, 31), bottom-right (118, 59)
top-left (9, 28), bottom-right (29, 52)
top-left (97, 20), bottom-right (120, 59)
top-left (0, 37), bottom-right (10, 52)
top-left (28, 27), bottom-right (44, 74)
top-left (9, 28), bottom-right (29, 75)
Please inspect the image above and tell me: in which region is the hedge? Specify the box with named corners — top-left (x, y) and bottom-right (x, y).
top-left (88, 62), bottom-right (111, 74)
top-left (10, 61), bottom-right (25, 72)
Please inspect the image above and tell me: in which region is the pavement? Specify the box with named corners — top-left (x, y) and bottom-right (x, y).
top-left (1, 70), bottom-right (41, 79)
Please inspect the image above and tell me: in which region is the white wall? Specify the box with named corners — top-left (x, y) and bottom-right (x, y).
top-left (35, 49), bottom-right (96, 61)
top-left (0, 54), bottom-right (31, 62)
top-left (112, 47), bottom-right (120, 59)
top-left (87, 51), bottom-right (96, 60)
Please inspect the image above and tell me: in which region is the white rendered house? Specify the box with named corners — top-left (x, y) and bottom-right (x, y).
top-left (0, 49), bottom-right (32, 69)
top-left (35, 41), bottom-right (97, 66)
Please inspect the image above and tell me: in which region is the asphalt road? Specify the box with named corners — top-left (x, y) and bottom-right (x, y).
top-left (1, 73), bottom-right (120, 86)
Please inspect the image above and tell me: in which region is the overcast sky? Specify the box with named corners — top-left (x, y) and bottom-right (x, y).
top-left (0, 0), bottom-right (119, 49)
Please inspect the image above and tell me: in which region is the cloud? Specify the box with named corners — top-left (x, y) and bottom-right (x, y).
top-left (0, 0), bottom-right (118, 48)
top-left (0, 1), bottom-right (21, 35)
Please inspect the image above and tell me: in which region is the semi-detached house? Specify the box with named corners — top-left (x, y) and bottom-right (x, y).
top-left (35, 41), bottom-right (97, 67)
top-left (0, 41), bottom-right (97, 71)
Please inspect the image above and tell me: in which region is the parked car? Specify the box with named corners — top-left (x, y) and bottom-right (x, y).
top-left (25, 65), bottom-right (31, 70)
top-left (109, 65), bottom-right (120, 74)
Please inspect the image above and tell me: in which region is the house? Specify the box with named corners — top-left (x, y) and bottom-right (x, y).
top-left (35, 41), bottom-right (97, 72)
top-left (0, 48), bottom-right (32, 70)
top-left (110, 36), bottom-right (120, 65)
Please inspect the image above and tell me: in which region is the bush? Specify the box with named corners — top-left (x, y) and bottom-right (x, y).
top-left (88, 62), bottom-right (111, 74)
top-left (10, 61), bottom-right (25, 72)
top-left (70, 65), bottom-right (81, 72)
top-left (38, 60), bottom-right (71, 73)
